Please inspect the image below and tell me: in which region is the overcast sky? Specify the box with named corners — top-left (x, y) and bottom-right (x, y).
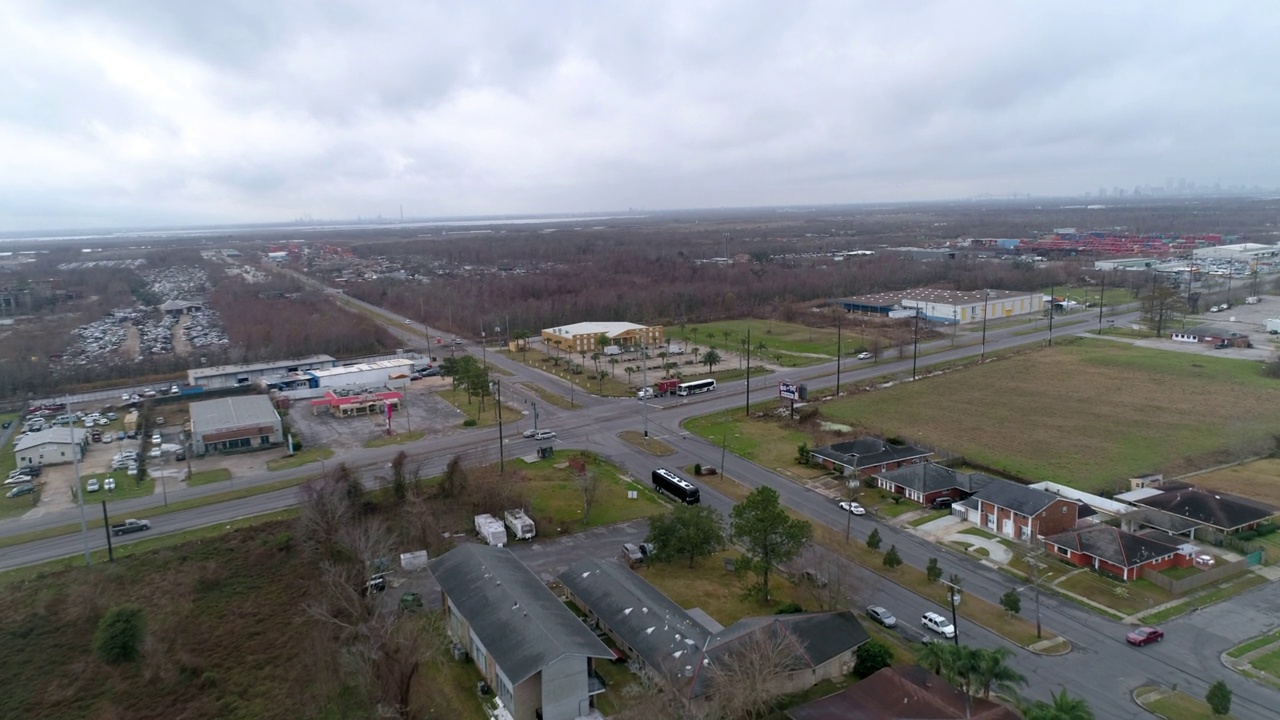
top-left (3, 2), bottom-right (1278, 232)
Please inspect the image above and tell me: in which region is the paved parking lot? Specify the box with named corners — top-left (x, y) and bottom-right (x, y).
top-left (286, 377), bottom-right (467, 452)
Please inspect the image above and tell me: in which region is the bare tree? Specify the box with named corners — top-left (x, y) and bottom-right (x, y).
top-left (298, 471), bottom-right (358, 558)
top-left (704, 622), bottom-right (807, 720)
top-left (614, 671), bottom-right (690, 720)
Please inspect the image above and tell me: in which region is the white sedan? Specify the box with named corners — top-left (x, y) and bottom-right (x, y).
top-left (838, 501), bottom-right (867, 515)
top-left (522, 429), bottom-right (539, 438)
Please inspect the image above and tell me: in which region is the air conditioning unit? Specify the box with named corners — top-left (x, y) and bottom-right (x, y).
top-left (451, 643), bottom-right (468, 662)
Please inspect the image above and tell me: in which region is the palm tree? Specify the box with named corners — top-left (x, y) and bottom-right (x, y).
top-left (591, 351), bottom-right (602, 375)
top-left (971, 647), bottom-right (1026, 700)
top-left (1023, 688), bottom-right (1094, 720)
top-left (514, 330), bottom-right (530, 362)
top-left (917, 641), bottom-right (958, 677)
top-left (608, 357), bottom-right (619, 377)
top-left (703, 348), bottom-right (722, 373)
top-left (692, 346), bottom-right (702, 365)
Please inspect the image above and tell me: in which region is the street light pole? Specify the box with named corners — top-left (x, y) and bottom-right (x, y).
top-left (496, 380), bottom-right (504, 473)
top-left (911, 310), bottom-right (920, 380)
top-left (641, 344), bottom-right (649, 438)
top-left (744, 327), bottom-right (751, 415)
top-left (844, 452), bottom-right (859, 542)
top-left (73, 428), bottom-right (91, 566)
top-left (835, 312), bottom-right (842, 396)
top-left (1098, 272), bottom-right (1106, 334)
top-left (979, 291), bottom-right (990, 362)
top-left (941, 577), bottom-right (962, 646)
top-left (1047, 283), bottom-right (1055, 346)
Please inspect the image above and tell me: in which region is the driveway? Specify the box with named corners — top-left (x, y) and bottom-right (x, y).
top-left (906, 515), bottom-right (1014, 565)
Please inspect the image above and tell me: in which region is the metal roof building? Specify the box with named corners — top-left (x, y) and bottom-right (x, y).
top-left (189, 395), bottom-right (283, 457)
top-left (431, 545), bottom-right (612, 720)
top-left (187, 354), bottom-right (336, 389)
top-left (15, 428), bottom-right (89, 467)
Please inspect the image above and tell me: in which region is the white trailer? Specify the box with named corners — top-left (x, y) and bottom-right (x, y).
top-left (474, 514), bottom-right (507, 547)
top-left (503, 509), bottom-right (536, 540)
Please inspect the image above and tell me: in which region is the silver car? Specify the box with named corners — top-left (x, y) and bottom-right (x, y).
top-left (866, 605), bottom-right (897, 628)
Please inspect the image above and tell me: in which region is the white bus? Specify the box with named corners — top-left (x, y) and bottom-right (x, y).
top-left (675, 378), bottom-right (716, 396)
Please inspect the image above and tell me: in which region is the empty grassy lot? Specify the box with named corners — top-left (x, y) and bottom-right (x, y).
top-left (681, 319), bottom-right (873, 368)
top-left (1190, 458), bottom-right (1280, 508)
top-left (821, 340), bottom-right (1280, 492)
top-left (519, 452), bottom-right (667, 533)
top-left (1138, 686), bottom-right (1237, 720)
top-left (637, 551), bottom-right (807, 625)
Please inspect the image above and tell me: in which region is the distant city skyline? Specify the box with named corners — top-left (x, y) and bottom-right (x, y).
top-left (2, 3), bottom-right (1278, 232)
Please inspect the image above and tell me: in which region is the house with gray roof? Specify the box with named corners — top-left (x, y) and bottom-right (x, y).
top-left (873, 463), bottom-right (998, 506)
top-left (1130, 484), bottom-right (1276, 535)
top-left (956, 478), bottom-right (1080, 542)
top-left (809, 437), bottom-right (932, 481)
top-left (558, 558), bottom-right (868, 712)
top-left (1043, 524), bottom-right (1190, 581)
top-left (431, 545), bottom-right (613, 720)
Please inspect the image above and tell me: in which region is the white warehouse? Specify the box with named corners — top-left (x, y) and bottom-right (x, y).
top-left (304, 358), bottom-right (415, 391)
top-left (900, 289), bottom-right (1045, 324)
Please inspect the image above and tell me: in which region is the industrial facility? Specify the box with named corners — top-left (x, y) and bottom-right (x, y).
top-left (189, 395), bottom-right (284, 456)
top-left (188, 355), bottom-right (337, 389)
top-left (838, 288), bottom-right (1045, 324)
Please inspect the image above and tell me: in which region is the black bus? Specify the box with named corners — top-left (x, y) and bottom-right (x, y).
top-left (652, 468), bottom-right (701, 505)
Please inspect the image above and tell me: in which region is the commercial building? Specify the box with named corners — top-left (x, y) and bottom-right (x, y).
top-left (189, 395), bottom-right (284, 456)
top-left (1193, 243), bottom-right (1278, 261)
top-left (837, 289), bottom-right (1044, 324)
top-left (188, 355), bottom-right (336, 389)
top-left (431, 545), bottom-right (613, 720)
top-left (899, 289), bottom-right (1044, 325)
top-left (15, 428), bottom-right (89, 467)
top-left (1169, 325), bottom-right (1250, 348)
top-left (541, 321), bottom-right (664, 355)
top-left (303, 359), bottom-right (414, 391)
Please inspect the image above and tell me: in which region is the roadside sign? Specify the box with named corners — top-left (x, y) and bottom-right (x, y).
top-left (779, 381), bottom-right (800, 401)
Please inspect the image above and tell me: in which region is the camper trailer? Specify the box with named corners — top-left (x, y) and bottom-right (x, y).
top-left (503, 509), bottom-right (536, 540)
top-left (474, 514), bottom-right (507, 547)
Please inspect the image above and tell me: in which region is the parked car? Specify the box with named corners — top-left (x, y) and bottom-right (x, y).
top-left (621, 543), bottom-right (644, 566)
top-left (86, 478), bottom-right (101, 493)
top-left (155, 417), bottom-right (165, 425)
top-left (0, 421), bottom-right (8, 429)
top-left (838, 501), bottom-right (866, 515)
top-left (15, 465), bottom-right (40, 478)
top-left (855, 352), bottom-right (873, 360)
top-left (6, 484), bottom-right (35, 498)
top-left (533, 430), bottom-right (557, 440)
top-left (922, 612), bottom-right (956, 638)
top-left (106, 412), bottom-right (118, 421)
top-left (801, 569), bottom-right (829, 587)
top-left (1126, 626), bottom-right (1164, 647)
top-left (104, 478), bottom-right (116, 491)
top-left (149, 447), bottom-right (162, 458)
top-left (866, 605), bottom-right (898, 628)
top-left (931, 497), bottom-right (956, 509)
top-left (116, 431), bottom-right (126, 441)
top-left (151, 432), bottom-right (162, 444)
top-left (522, 428), bottom-right (539, 438)
top-left (102, 434), bottom-right (113, 444)
top-left (143, 389), bottom-right (158, 398)
top-left (97, 418), bottom-right (110, 426)
top-left (169, 385), bottom-right (180, 395)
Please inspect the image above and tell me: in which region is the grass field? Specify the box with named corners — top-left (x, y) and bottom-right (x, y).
top-left (820, 340), bottom-right (1280, 491)
top-left (188, 468), bottom-right (233, 486)
top-left (364, 430), bottom-right (425, 448)
top-left (681, 319), bottom-right (873, 368)
top-left (520, 452), bottom-right (667, 533)
top-left (684, 409), bottom-right (829, 480)
top-left (1252, 646), bottom-right (1280, 676)
top-left (1190, 458), bottom-right (1280, 508)
top-left (1141, 573), bottom-right (1269, 624)
top-left (266, 446), bottom-right (333, 471)
top-left (1140, 687), bottom-right (1236, 720)
top-left (637, 551), bottom-right (806, 625)
top-left (1228, 631), bottom-right (1280, 659)
top-left (0, 518), bottom-right (391, 719)
top-left (81, 470), bottom-right (155, 501)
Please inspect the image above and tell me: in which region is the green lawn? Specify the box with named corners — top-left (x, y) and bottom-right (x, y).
top-left (1056, 571), bottom-right (1174, 616)
top-left (187, 468), bottom-right (232, 486)
top-left (684, 409), bottom-right (828, 480)
top-left (81, 470), bottom-right (155, 502)
top-left (960, 527), bottom-right (998, 540)
top-left (819, 341), bottom-right (1280, 491)
top-left (521, 452), bottom-right (667, 533)
top-left (908, 509), bottom-right (953, 527)
top-left (1227, 631), bottom-right (1280, 659)
top-left (680, 319), bottom-right (872, 365)
top-left (617, 431), bottom-right (677, 456)
top-left (1250, 646), bottom-right (1280, 676)
top-left (1141, 687), bottom-right (1236, 720)
top-left (515, 381), bottom-right (576, 410)
top-left (266, 446), bottom-right (334, 471)
top-left (637, 551), bottom-right (806, 625)
top-left (1141, 574), bottom-right (1270, 624)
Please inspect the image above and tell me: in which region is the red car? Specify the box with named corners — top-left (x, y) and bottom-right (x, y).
top-left (1127, 626), bottom-right (1164, 647)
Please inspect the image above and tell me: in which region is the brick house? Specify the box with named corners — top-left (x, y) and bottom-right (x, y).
top-left (809, 437), bottom-right (932, 481)
top-left (1129, 484), bottom-right (1276, 536)
top-left (873, 463), bottom-right (998, 506)
top-left (1043, 525), bottom-right (1191, 581)
top-left (1169, 325), bottom-right (1250, 348)
top-left (958, 478), bottom-right (1081, 541)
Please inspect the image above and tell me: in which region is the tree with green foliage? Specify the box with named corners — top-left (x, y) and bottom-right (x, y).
top-left (730, 486), bottom-right (812, 601)
top-left (1001, 588), bottom-right (1022, 616)
top-left (703, 348), bottom-right (722, 373)
top-left (917, 641), bottom-right (956, 676)
top-left (926, 557), bottom-right (942, 583)
top-left (1206, 680), bottom-right (1232, 717)
top-left (852, 638), bottom-right (894, 678)
top-left (93, 604), bottom-right (146, 664)
top-left (866, 527), bottom-right (882, 552)
top-left (796, 442), bottom-right (811, 465)
top-left (1023, 688), bottom-right (1094, 720)
top-left (882, 545), bottom-right (903, 569)
top-left (970, 646), bottom-right (1026, 699)
top-left (645, 505), bottom-right (726, 567)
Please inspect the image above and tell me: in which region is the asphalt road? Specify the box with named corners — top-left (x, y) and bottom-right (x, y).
top-left (8, 300), bottom-right (1279, 717)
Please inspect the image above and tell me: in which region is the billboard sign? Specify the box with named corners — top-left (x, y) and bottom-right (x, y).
top-left (779, 381), bottom-right (800, 401)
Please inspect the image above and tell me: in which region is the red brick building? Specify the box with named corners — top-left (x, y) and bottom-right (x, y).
top-left (1043, 525), bottom-right (1191, 581)
top-left (959, 478), bottom-right (1080, 541)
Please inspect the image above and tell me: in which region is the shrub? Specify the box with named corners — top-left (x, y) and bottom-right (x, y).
top-left (882, 545), bottom-right (903, 569)
top-left (1237, 530), bottom-right (1258, 541)
top-left (462, 419), bottom-right (477, 427)
top-left (93, 604), bottom-right (146, 664)
top-left (694, 463), bottom-right (703, 475)
top-left (773, 602), bottom-right (805, 615)
top-left (852, 639), bottom-right (894, 678)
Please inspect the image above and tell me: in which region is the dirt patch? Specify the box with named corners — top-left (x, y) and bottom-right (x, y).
top-left (171, 314), bottom-right (192, 356)
top-left (1190, 458), bottom-right (1280, 507)
top-left (121, 325), bottom-right (141, 361)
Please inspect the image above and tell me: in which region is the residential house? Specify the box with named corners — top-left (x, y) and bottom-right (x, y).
top-left (1169, 325), bottom-right (1250, 347)
top-left (1128, 483), bottom-right (1276, 536)
top-left (558, 558), bottom-right (869, 713)
top-left (431, 545), bottom-right (614, 720)
top-left (1042, 524), bottom-right (1191, 581)
top-left (14, 428), bottom-right (89, 467)
top-left (958, 478), bottom-right (1081, 541)
top-left (873, 463), bottom-right (997, 506)
top-left (785, 664), bottom-right (1022, 720)
top-left (810, 437), bottom-right (933, 481)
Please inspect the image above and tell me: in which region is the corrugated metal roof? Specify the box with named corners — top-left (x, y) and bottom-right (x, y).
top-left (189, 395), bottom-right (280, 433)
top-left (542, 321), bottom-right (652, 338)
top-left (433, 545), bottom-right (612, 685)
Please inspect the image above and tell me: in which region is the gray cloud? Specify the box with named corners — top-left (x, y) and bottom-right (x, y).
top-left (3, 1), bottom-right (1279, 231)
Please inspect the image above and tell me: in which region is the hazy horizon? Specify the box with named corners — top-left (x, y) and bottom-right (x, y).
top-left (4, 1), bottom-right (1278, 232)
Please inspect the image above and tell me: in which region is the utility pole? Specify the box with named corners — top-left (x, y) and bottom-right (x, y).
top-left (73, 427), bottom-right (91, 567)
top-left (1098, 271), bottom-right (1106, 334)
top-left (744, 327), bottom-right (751, 415)
top-left (101, 501), bottom-right (114, 562)
top-left (495, 380), bottom-right (504, 473)
top-left (835, 312), bottom-right (842, 395)
top-left (911, 310), bottom-right (920, 380)
top-left (941, 576), bottom-right (962, 647)
top-left (979, 291), bottom-right (990, 362)
top-left (641, 344), bottom-right (649, 438)
top-left (1047, 284), bottom-right (1056, 346)
top-left (844, 453), bottom-right (859, 542)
